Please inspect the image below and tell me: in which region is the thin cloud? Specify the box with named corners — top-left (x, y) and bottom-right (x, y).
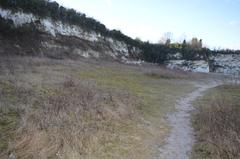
top-left (224, 0), bottom-right (240, 3)
top-left (104, 0), bottom-right (113, 7)
top-left (229, 20), bottom-right (240, 27)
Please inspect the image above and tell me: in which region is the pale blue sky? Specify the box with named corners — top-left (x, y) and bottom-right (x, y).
top-left (55, 0), bottom-right (240, 50)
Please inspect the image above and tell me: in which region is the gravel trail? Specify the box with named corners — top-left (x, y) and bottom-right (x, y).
top-left (159, 83), bottom-right (220, 159)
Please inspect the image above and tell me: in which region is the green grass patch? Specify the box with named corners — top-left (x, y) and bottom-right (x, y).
top-left (0, 109), bottom-right (19, 152)
top-left (0, 81), bottom-right (19, 103)
top-left (78, 67), bottom-right (194, 119)
top-left (76, 66), bottom-right (195, 158)
top-left (0, 58), bottom-right (197, 159)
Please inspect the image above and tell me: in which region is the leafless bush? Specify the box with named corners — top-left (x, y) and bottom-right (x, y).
top-left (194, 91), bottom-right (240, 159)
top-left (63, 77), bottom-right (76, 88)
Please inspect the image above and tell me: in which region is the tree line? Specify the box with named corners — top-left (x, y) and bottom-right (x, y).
top-left (0, 0), bottom-right (239, 63)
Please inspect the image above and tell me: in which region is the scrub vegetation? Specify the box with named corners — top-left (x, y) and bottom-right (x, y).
top-left (192, 84), bottom-right (240, 159)
top-left (0, 56), bottom-right (199, 159)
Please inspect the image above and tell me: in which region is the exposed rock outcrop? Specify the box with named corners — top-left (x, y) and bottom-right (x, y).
top-left (0, 7), bottom-right (239, 75)
top-left (212, 54), bottom-right (240, 75)
top-left (166, 60), bottom-right (210, 73)
top-left (0, 7), bottom-right (141, 59)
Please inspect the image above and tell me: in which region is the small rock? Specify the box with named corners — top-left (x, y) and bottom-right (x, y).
top-left (8, 153), bottom-right (17, 159)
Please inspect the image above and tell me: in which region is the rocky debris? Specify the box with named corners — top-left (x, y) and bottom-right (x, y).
top-left (8, 153), bottom-right (16, 159)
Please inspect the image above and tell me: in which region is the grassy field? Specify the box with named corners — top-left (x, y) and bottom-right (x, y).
top-left (0, 56), bottom-right (210, 159)
top-left (191, 84), bottom-right (240, 159)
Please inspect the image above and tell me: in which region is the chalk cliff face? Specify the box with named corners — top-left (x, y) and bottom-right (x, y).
top-left (0, 7), bottom-right (141, 59)
top-left (212, 54), bottom-right (240, 75)
top-left (166, 52), bottom-right (240, 75)
top-left (166, 60), bottom-right (210, 73)
top-left (166, 55), bottom-right (240, 75)
top-left (0, 7), bottom-right (239, 75)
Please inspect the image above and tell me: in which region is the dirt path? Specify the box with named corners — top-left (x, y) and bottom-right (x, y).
top-left (159, 82), bottom-right (220, 159)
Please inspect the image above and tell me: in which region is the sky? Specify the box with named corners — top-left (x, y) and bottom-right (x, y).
top-left (55, 0), bottom-right (240, 50)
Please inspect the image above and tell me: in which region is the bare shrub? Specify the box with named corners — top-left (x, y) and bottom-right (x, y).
top-left (193, 86), bottom-right (240, 159)
top-left (63, 77), bottom-right (76, 88)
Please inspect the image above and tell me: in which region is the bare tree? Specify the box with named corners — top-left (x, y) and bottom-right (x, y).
top-left (159, 32), bottom-right (173, 45)
top-left (190, 37), bottom-right (202, 49)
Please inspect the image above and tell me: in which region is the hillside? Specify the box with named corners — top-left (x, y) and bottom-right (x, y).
top-left (0, 7), bottom-right (141, 60)
top-left (0, 0), bottom-right (240, 75)
top-left (1, 1), bottom-right (240, 159)
top-left (0, 55), bottom-right (208, 159)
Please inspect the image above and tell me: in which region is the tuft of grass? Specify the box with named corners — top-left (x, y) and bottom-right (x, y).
top-left (191, 84), bottom-right (240, 159)
top-left (0, 81), bottom-right (18, 103)
top-left (144, 66), bottom-right (189, 79)
top-left (0, 81), bottom-right (27, 154)
top-left (0, 110), bottom-right (19, 153)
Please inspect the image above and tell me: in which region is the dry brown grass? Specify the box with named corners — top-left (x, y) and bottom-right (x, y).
top-left (0, 55), bottom-right (204, 159)
top-left (144, 66), bottom-right (189, 79)
top-left (143, 65), bottom-right (209, 80)
top-left (1, 77), bottom-right (140, 159)
top-left (192, 85), bottom-right (240, 159)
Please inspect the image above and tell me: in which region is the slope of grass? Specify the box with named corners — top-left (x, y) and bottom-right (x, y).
top-left (0, 56), bottom-right (197, 159)
top-left (77, 66), bottom-right (195, 119)
top-left (191, 84), bottom-right (240, 159)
